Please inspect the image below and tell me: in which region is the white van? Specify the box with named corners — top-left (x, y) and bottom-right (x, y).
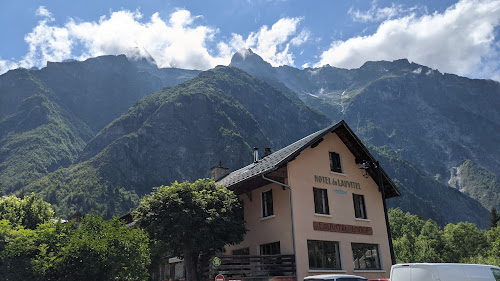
top-left (390, 263), bottom-right (500, 281)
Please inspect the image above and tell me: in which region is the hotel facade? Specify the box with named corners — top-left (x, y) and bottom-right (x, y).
top-left (214, 120), bottom-right (400, 280)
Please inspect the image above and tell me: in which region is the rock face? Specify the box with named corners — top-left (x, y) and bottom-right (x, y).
top-left (231, 49), bottom-right (500, 221)
top-left (447, 160), bottom-right (500, 211)
top-left (448, 167), bottom-right (463, 191)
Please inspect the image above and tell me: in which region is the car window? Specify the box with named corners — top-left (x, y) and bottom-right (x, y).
top-left (491, 268), bottom-right (500, 281)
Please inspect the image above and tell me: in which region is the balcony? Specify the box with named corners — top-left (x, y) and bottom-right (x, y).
top-left (201, 254), bottom-right (296, 280)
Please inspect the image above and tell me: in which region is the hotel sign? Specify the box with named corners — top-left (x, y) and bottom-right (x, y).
top-left (314, 175), bottom-right (361, 189)
top-left (313, 221), bottom-right (373, 235)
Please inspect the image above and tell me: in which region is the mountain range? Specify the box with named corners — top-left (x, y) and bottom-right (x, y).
top-left (0, 50), bottom-right (498, 228)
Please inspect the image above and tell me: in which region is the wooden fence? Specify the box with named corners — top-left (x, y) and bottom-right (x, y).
top-left (201, 255), bottom-right (296, 280)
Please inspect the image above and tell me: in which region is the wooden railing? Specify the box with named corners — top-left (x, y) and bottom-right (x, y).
top-left (201, 255), bottom-right (296, 280)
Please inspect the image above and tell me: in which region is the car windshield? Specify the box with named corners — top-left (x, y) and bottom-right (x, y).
top-left (492, 268), bottom-right (500, 281)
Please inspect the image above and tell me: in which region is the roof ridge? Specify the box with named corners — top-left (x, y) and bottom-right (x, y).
top-left (217, 120), bottom-right (399, 199)
top-left (217, 121), bottom-right (342, 187)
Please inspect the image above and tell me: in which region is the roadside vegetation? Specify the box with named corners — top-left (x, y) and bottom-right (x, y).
top-left (389, 207), bottom-right (500, 265)
top-left (0, 193), bottom-right (150, 281)
top-left (0, 179), bottom-right (245, 281)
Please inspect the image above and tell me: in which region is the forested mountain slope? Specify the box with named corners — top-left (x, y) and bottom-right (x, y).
top-left (23, 66), bottom-right (331, 217)
top-left (0, 55), bottom-right (199, 193)
top-left (231, 49), bottom-right (500, 214)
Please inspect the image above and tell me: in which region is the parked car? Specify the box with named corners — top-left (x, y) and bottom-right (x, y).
top-left (368, 279), bottom-right (389, 281)
top-left (390, 263), bottom-right (500, 281)
top-left (304, 274), bottom-right (367, 281)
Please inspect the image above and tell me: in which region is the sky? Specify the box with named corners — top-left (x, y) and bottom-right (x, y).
top-left (1, 0), bottom-right (500, 80)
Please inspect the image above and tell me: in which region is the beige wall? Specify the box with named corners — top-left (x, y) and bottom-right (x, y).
top-left (225, 131), bottom-right (393, 280)
top-left (225, 182), bottom-right (294, 255)
top-left (287, 132), bottom-right (391, 280)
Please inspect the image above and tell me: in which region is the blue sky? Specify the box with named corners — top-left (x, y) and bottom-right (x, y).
top-left (1, 0), bottom-right (500, 80)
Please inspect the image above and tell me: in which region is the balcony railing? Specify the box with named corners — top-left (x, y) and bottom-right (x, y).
top-left (201, 254), bottom-right (296, 280)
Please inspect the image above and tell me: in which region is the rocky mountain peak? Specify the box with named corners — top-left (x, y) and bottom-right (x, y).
top-left (359, 58), bottom-right (415, 72)
top-left (230, 49), bottom-right (274, 73)
top-left (127, 47), bottom-right (159, 69)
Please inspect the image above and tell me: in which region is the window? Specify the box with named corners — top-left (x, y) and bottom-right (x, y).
top-left (353, 194), bottom-right (367, 219)
top-left (307, 240), bottom-right (341, 270)
top-left (492, 268), bottom-right (500, 281)
top-left (313, 187), bottom-right (330, 215)
top-left (329, 152), bottom-right (343, 173)
top-left (260, 241), bottom-right (280, 255)
top-left (232, 248), bottom-right (250, 255)
top-left (262, 190), bottom-right (274, 217)
top-left (351, 243), bottom-right (381, 270)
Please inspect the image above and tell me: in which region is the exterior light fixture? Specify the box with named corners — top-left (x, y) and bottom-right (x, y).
top-left (359, 162), bottom-right (370, 170)
top-left (359, 161), bottom-right (371, 178)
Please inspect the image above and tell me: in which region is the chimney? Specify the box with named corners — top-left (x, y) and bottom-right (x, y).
top-left (253, 147), bottom-right (259, 163)
top-left (264, 147), bottom-right (272, 157)
top-left (211, 161), bottom-right (230, 181)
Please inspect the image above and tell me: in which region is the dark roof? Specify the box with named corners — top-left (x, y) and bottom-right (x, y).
top-left (218, 120), bottom-right (401, 198)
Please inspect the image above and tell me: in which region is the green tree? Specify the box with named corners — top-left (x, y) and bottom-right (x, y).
top-left (462, 223), bottom-right (500, 266)
top-left (414, 219), bottom-right (444, 262)
top-left (486, 223), bottom-right (500, 260)
top-left (490, 207), bottom-right (500, 228)
top-left (0, 214), bottom-right (150, 281)
top-left (133, 179), bottom-right (246, 281)
top-left (443, 222), bottom-right (488, 262)
top-left (52, 214), bottom-right (151, 281)
top-left (0, 193), bottom-right (55, 229)
top-left (0, 219), bottom-right (54, 281)
top-left (389, 208), bottom-right (428, 263)
top-left (393, 233), bottom-right (416, 263)
top-left (388, 208), bottom-right (425, 240)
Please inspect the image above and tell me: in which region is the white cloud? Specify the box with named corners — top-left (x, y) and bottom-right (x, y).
top-left (317, 0), bottom-right (500, 79)
top-left (66, 9), bottom-right (219, 70)
top-left (349, 3), bottom-right (403, 22)
top-left (21, 19), bottom-right (72, 68)
top-left (227, 17), bottom-right (306, 66)
top-left (0, 59), bottom-right (20, 74)
top-left (290, 30), bottom-right (309, 46)
top-left (13, 7), bottom-right (72, 71)
top-left (0, 7), bottom-right (308, 74)
top-left (36, 6), bottom-right (54, 21)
